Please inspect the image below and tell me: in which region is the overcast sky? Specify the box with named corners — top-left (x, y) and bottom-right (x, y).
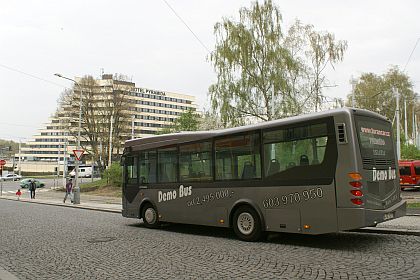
top-left (1, 0), bottom-right (419, 142)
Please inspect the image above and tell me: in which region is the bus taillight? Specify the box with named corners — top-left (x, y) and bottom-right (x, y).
top-left (349, 181), bottom-right (362, 188)
top-left (348, 172), bottom-right (363, 205)
top-left (350, 190), bottom-right (363, 197)
top-left (351, 198), bottom-right (363, 205)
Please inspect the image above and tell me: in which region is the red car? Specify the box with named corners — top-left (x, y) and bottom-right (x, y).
top-left (399, 160), bottom-right (420, 190)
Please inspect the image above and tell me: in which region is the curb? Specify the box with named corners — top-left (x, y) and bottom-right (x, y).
top-left (0, 196), bottom-right (121, 214)
top-left (355, 227), bottom-right (420, 236)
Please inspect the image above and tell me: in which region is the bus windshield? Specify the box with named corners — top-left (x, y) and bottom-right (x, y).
top-left (355, 115), bottom-right (394, 159)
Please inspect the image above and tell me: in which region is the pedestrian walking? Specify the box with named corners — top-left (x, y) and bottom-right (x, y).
top-left (29, 179), bottom-right (36, 199)
top-left (16, 189), bottom-right (22, 200)
top-left (63, 179), bottom-right (73, 203)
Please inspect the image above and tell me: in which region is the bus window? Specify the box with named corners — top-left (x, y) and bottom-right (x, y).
top-left (355, 116), bottom-right (394, 162)
top-left (215, 132), bottom-right (261, 180)
top-left (158, 147), bottom-right (177, 183)
top-left (263, 123), bottom-right (328, 178)
top-left (179, 141), bottom-right (213, 182)
top-left (125, 156), bottom-right (138, 185)
top-left (139, 150), bottom-right (157, 184)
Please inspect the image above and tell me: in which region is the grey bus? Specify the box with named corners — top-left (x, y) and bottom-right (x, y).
top-left (122, 108), bottom-right (406, 241)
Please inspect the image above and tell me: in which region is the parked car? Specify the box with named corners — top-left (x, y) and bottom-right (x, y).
top-left (0, 174), bottom-right (22, 181)
top-left (20, 178), bottom-right (45, 189)
top-left (399, 160), bottom-right (420, 190)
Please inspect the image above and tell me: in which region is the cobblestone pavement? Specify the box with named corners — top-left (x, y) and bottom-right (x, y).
top-left (1, 199), bottom-right (420, 280)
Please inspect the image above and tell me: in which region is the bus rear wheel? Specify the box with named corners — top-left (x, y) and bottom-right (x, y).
top-left (141, 204), bottom-right (160, 228)
top-left (233, 206), bottom-right (263, 242)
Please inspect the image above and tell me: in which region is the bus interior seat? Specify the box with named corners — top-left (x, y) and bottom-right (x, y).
top-left (242, 161), bottom-right (256, 179)
top-left (300, 155), bottom-right (309, 166)
top-left (268, 159), bottom-right (280, 176)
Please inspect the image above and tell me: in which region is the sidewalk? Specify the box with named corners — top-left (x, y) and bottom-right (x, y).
top-left (1, 189), bottom-right (419, 236)
top-left (0, 188), bottom-right (121, 213)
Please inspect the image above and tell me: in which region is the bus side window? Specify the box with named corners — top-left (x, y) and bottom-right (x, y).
top-left (139, 150), bottom-right (157, 184)
top-left (179, 141), bottom-right (212, 182)
top-left (263, 122), bottom-right (329, 179)
top-left (158, 147), bottom-right (177, 183)
top-left (215, 132), bottom-right (261, 180)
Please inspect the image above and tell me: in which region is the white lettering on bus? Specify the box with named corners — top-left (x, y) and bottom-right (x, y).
top-left (158, 185), bottom-right (192, 203)
top-left (369, 137), bottom-right (385, 146)
top-left (372, 167), bottom-right (396, 182)
top-left (179, 185), bottom-right (192, 197)
top-left (360, 127), bottom-right (390, 137)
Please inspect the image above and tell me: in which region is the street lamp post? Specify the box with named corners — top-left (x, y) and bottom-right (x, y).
top-left (54, 73), bottom-right (82, 204)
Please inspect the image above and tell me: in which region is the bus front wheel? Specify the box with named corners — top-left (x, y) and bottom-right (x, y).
top-left (233, 206), bottom-right (263, 242)
top-left (141, 204), bottom-right (160, 228)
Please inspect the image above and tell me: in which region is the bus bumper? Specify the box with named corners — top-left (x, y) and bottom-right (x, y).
top-left (337, 200), bottom-right (407, 231)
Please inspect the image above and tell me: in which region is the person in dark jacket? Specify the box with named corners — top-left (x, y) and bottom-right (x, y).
top-left (29, 179), bottom-right (36, 199)
top-left (63, 179), bottom-right (73, 203)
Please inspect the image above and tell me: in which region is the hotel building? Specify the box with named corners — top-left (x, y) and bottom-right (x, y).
top-left (18, 74), bottom-right (197, 173)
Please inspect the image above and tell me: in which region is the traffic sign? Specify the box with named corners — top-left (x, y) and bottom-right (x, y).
top-left (0, 159), bottom-right (6, 166)
top-left (73, 150), bottom-right (84, 161)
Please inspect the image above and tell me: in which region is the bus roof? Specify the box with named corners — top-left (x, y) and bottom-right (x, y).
top-left (125, 107), bottom-right (388, 151)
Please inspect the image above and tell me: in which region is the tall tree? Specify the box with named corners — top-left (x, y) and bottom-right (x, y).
top-left (346, 67), bottom-right (418, 140)
top-left (158, 108), bottom-right (201, 134)
top-left (59, 75), bottom-right (132, 172)
top-left (209, 0), bottom-right (347, 126)
top-left (306, 29), bottom-right (347, 111)
top-left (209, 0), bottom-right (298, 126)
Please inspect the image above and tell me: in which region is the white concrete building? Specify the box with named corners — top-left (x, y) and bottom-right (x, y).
top-left (18, 74), bottom-right (197, 173)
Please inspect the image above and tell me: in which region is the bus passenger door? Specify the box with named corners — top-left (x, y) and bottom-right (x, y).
top-left (123, 156), bottom-right (140, 217)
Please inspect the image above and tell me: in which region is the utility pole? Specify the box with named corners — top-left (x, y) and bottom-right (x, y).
top-left (54, 73), bottom-right (82, 204)
top-left (18, 140), bottom-right (21, 176)
top-left (395, 88), bottom-right (401, 160)
top-left (404, 99), bottom-right (408, 142)
top-left (416, 114), bottom-right (418, 147)
top-left (63, 138), bottom-right (67, 188)
top-left (413, 104), bottom-right (416, 143)
top-left (108, 114), bottom-right (114, 168)
top-left (351, 76), bottom-right (356, 108)
top-left (131, 115), bottom-right (135, 139)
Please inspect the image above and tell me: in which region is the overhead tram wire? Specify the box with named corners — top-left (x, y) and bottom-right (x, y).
top-left (161, 0), bottom-right (211, 54)
top-left (363, 38), bottom-right (420, 100)
top-left (0, 63), bottom-right (69, 89)
top-left (403, 38), bottom-right (420, 72)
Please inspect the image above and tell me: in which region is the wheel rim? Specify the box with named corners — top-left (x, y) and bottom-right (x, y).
top-left (144, 208), bottom-right (157, 224)
top-left (237, 212), bottom-right (255, 235)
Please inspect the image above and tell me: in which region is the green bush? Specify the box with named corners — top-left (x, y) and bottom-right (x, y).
top-left (401, 144), bottom-right (420, 160)
top-left (103, 163), bottom-right (123, 188)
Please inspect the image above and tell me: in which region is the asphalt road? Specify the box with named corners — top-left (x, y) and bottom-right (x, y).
top-left (0, 199), bottom-right (419, 279)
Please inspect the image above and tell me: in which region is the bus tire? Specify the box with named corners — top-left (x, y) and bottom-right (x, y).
top-left (233, 206), bottom-right (263, 242)
top-left (141, 203), bottom-right (160, 228)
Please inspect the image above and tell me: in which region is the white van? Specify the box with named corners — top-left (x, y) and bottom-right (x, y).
top-left (69, 166), bottom-right (92, 178)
